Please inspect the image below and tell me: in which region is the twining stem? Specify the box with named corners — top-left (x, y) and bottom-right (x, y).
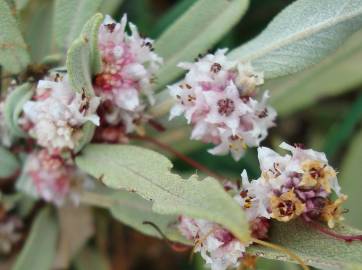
top-left (143, 221), bottom-right (190, 252)
top-left (303, 219), bottom-right (362, 242)
top-left (251, 238), bottom-right (309, 270)
top-left (129, 134), bottom-right (226, 181)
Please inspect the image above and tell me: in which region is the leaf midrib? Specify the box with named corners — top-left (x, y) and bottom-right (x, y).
top-left (236, 2), bottom-right (362, 61)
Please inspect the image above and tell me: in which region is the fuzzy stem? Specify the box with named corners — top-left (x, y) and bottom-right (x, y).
top-left (251, 238), bottom-right (309, 270)
top-left (130, 134), bottom-right (226, 181)
top-left (303, 219), bottom-right (362, 242)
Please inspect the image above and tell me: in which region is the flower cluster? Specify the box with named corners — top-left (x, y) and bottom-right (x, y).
top-left (178, 143), bottom-right (346, 270)
top-left (178, 181), bottom-right (270, 270)
top-left (22, 149), bottom-right (87, 206)
top-left (94, 15), bottom-right (162, 137)
top-left (248, 142), bottom-right (346, 228)
top-left (169, 49), bottom-right (276, 161)
top-left (22, 74), bottom-right (100, 150)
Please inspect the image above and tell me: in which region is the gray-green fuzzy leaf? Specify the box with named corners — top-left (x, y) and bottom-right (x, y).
top-left (154, 0), bottom-right (249, 89)
top-left (13, 207), bottom-right (59, 270)
top-left (229, 0), bottom-right (362, 79)
top-left (74, 247), bottom-right (111, 270)
top-left (4, 83), bottom-right (32, 138)
top-left (248, 220), bottom-right (362, 270)
top-left (80, 188), bottom-right (188, 244)
top-left (0, 146), bottom-right (19, 179)
top-left (54, 0), bottom-right (102, 52)
top-left (66, 13), bottom-right (103, 96)
top-left (76, 144), bottom-right (250, 242)
top-left (339, 129), bottom-right (362, 228)
top-left (0, 0), bottom-right (30, 73)
top-left (268, 29), bottom-right (362, 116)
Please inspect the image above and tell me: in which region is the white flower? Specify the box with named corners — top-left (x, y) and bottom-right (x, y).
top-left (178, 216), bottom-right (249, 270)
top-left (169, 49), bottom-right (276, 161)
top-left (94, 14), bottom-right (162, 133)
top-left (22, 74), bottom-right (100, 150)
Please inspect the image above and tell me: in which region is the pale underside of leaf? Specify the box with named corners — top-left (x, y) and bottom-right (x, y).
top-left (248, 220), bottom-right (362, 270)
top-left (0, 0), bottom-right (30, 73)
top-left (229, 0), bottom-right (362, 79)
top-left (13, 207), bottom-right (59, 270)
top-left (76, 144), bottom-right (250, 242)
top-left (154, 0), bottom-right (249, 89)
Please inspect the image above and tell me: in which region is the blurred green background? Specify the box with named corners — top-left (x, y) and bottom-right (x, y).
top-left (13, 0), bottom-right (362, 269)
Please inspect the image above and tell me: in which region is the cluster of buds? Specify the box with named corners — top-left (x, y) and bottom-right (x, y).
top-left (94, 15), bottom-right (162, 139)
top-left (178, 143), bottom-right (347, 270)
top-left (169, 49), bottom-right (276, 161)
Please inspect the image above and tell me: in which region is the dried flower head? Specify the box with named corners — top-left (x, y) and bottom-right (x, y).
top-left (169, 49), bottom-right (276, 161)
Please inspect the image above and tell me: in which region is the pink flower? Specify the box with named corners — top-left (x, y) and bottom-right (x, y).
top-left (22, 149), bottom-right (80, 206)
top-left (169, 49), bottom-right (276, 161)
top-left (94, 14), bottom-right (162, 134)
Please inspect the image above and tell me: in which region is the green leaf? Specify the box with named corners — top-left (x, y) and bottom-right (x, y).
top-left (248, 220), bottom-right (362, 270)
top-left (74, 122), bottom-right (96, 153)
top-left (267, 29), bottom-right (362, 116)
top-left (80, 188), bottom-right (188, 244)
top-left (323, 92), bottom-right (362, 157)
top-left (20, 0), bottom-right (54, 63)
top-left (4, 83), bottom-right (32, 138)
top-left (229, 0), bottom-right (362, 79)
top-left (151, 0), bottom-right (196, 37)
top-left (13, 207), bottom-right (59, 270)
top-left (15, 0), bottom-right (29, 10)
top-left (66, 13), bottom-right (104, 96)
top-left (76, 144), bottom-right (250, 242)
top-left (154, 0), bottom-right (249, 89)
top-left (54, 0), bottom-right (102, 52)
top-left (339, 129), bottom-right (362, 228)
top-left (74, 247), bottom-right (111, 270)
top-left (0, 146), bottom-right (19, 179)
top-left (99, 0), bottom-right (124, 16)
top-left (0, 0), bottom-right (30, 73)
top-left (54, 205), bottom-right (94, 269)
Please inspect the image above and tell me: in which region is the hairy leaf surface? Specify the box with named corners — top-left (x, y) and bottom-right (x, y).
top-left (0, 0), bottom-right (30, 73)
top-left (268, 30), bottom-right (362, 116)
top-left (229, 0), bottom-right (362, 79)
top-left (248, 220), bottom-right (362, 270)
top-left (76, 144), bottom-right (250, 242)
top-left (54, 0), bottom-right (102, 52)
top-left (154, 0), bottom-right (249, 89)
